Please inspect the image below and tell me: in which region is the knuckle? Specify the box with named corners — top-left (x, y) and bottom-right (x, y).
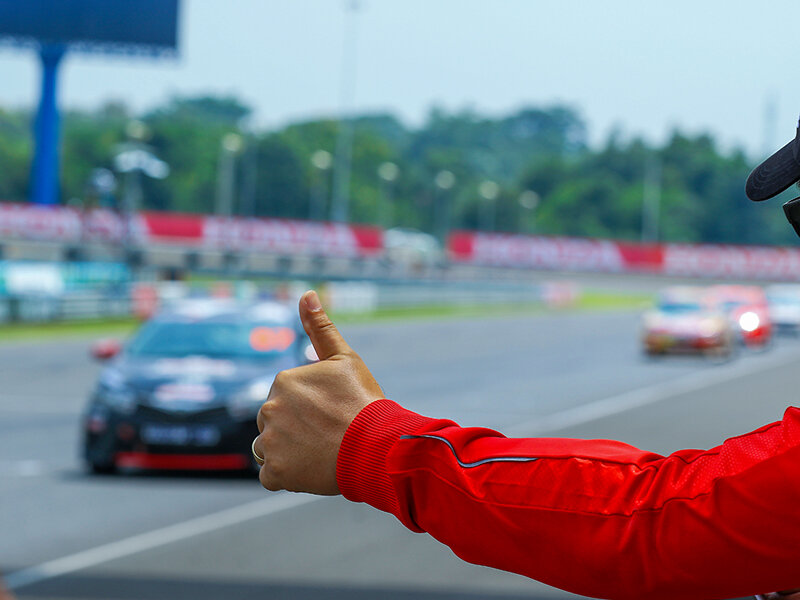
top-left (259, 469), bottom-right (281, 492)
top-left (273, 370), bottom-right (290, 387)
top-left (258, 401), bottom-right (273, 422)
top-left (259, 428), bottom-right (275, 451)
top-left (267, 456), bottom-right (285, 480)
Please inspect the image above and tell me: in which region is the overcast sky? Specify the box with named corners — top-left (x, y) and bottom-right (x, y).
top-left (0, 0), bottom-right (798, 157)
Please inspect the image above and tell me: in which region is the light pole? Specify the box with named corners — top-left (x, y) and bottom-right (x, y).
top-left (377, 161), bottom-right (399, 228)
top-left (434, 170), bottom-right (456, 244)
top-left (113, 122), bottom-right (169, 253)
top-left (86, 168), bottom-right (117, 209)
top-left (310, 150), bottom-right (333, 221)
top-left (517, 190), bottom-right (540, 234)
top-left (216, 133), bottom-right (243, 217)
top-left (641, 155), bottom-right (662, 243)
top-left (114, 120), bottom-right (169, 216)
top-left (478, 180), bottom-right (500, 232)
top-left (330, 0), bottom-right (362, 223)
top-left (239, 130), bottom-right (258, 218)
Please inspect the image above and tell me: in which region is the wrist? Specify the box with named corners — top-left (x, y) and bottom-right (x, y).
top-left (336, 399), bottom-right (437, 515)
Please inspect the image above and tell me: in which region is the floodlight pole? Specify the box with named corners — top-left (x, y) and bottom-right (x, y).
top-left (31, 43), bottom-right (66, 206)
top-left (329, 0), bottom-right (360, 223)
top-left (641, 155), bottom-right (662, 243)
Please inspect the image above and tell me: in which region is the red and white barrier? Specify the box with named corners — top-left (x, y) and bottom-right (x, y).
top-left (0, 203), bottom-right (83, 241)
top-left (5, 201), bottom-right (800, 280)
top-left (448, 231), bottom-right (800, 281)
top-left (448, 231), bottom-right (627, 272)
top-left (0, 203), bottom-right (383, 258)
top-left (661, 244), bottom-right (800, 279)
top-left (202, 217), bottom-right (383, 257)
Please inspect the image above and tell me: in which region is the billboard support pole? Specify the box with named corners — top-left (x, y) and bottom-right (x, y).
top-left (31, 43), bottom-right (66, 206)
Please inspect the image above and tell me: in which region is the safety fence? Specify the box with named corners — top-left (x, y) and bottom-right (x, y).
top-left (0, 291), bottom-right (131, 323)
top-left (0, 278), bottom-right (578, 324)
top-left (323, 280), bottom-right (560, 313)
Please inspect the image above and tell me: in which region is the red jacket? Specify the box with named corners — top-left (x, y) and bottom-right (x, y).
top-left (336, 399), bottom-right (800, 600)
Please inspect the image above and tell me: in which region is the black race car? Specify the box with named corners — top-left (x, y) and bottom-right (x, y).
top-left (82, 299), bottom-right (316, 474)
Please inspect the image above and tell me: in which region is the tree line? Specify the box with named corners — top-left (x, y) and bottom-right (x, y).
top-left (0, 95), bottom-right (792, 246)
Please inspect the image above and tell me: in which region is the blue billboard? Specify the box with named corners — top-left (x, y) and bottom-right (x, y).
top-left (0, 0), bottom-right (179, 53)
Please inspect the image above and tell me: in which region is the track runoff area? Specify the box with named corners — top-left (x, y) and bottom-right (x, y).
top-left (4, 309), bottom-right (799, 599)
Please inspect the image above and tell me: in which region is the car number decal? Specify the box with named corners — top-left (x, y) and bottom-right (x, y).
top-left (249, 326), bottom-right (296, 352)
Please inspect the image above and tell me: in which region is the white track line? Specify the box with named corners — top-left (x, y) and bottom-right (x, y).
top-left (6, 493), bottom-right (320, 590)
top-left (508, 347), bottom-right (800, 436)
top-left (9, 346), bottom-right (800, 591)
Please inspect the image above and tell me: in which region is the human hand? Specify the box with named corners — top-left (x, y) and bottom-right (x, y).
top-left (254, 290), bottom-right (384, 495)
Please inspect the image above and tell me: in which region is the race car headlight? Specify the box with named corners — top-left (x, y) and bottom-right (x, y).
top-left (228, 375), bottom-right (276, 419)
top-left (96, 369), bottom-right (136, 414)
top-left (739, 311), bottom-right (760, 332)
top-left (698, 319), bottom-right (720, 337)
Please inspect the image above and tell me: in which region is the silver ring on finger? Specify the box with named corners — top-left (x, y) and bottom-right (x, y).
top-left (251, 436), bottom-right (265, 466)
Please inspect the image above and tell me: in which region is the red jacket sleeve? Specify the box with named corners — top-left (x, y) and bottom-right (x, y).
top-left (336, 399), bottom-right (800, 600)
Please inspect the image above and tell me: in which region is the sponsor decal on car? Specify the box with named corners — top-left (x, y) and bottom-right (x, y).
top-left (154, 382), bottom-right (214, 404)
top-left (249, 326), bottom-right (296, 353)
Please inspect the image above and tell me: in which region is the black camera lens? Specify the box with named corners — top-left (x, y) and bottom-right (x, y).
top-left (782, 196), bottom-right (800, 238)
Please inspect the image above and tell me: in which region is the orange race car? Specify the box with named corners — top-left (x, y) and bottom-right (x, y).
top-left (641, 287), bottom-right (735, 359)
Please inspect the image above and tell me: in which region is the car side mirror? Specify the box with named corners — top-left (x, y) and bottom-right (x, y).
top-left (90, 339), bottom-right (122, 362)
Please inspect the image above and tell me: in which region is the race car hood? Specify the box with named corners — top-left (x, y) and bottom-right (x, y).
top-left (643, 311), bottom-right (723, 336)
top-left (104, 354), bottom-right (295, 410)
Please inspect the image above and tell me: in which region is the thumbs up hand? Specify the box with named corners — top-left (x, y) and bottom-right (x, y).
top-left (254, 290), bottom-right (384, 495)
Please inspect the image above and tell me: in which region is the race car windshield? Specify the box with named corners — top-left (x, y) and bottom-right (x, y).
top-left (126, 321), bottom-right (297, 360)
top-left (718, 300), bottom-right (746, 312)
top-left (657, 301), bottom-right (702, 313)
top-left (767, 294), bottom-right (800, 306)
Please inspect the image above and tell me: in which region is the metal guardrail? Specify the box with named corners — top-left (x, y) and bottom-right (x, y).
top-left (0, 278), bottom-right (568, 325)
top-left (0, 291), bottom-right (131, 324)
top-left (376, 281), bottom-right (543, 308)
top-left (313, 280), bottom-right (577, 314)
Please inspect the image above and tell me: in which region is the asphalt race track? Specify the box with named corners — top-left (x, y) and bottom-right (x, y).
top-left (3, 309), bottom-right (799, 600)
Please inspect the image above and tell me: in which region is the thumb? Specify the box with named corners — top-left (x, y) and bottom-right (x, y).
top-left (299, 290), bottom-right (351, 360)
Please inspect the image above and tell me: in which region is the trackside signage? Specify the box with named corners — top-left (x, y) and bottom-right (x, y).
top-left (5, 202), bottom-right (800, 280)
top-left (448, 231), bottom-right (800, 281)
top-left (202, 217), bottom-right (382, 258)
top-left (0, 203), bottom-right (383, 258)
top-left (662, 244), bottom-right (800, 279)
top-left (449, 231), bottom-right (625, 272)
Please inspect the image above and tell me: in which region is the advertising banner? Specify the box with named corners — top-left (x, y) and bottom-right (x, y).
top-left (0, 203), bottom-right (384, 258)
top-left (4, 202), bottom-right (800, 280)
top-left (448, 231), bottom-right (800, 281)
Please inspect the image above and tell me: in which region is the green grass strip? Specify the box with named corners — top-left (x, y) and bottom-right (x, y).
top-left (331, 291), bottom-right (652, 324)
top-left (0, 291), bottom-right (653, 342)
top-left (0, 317), bottom-right (139, 344)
